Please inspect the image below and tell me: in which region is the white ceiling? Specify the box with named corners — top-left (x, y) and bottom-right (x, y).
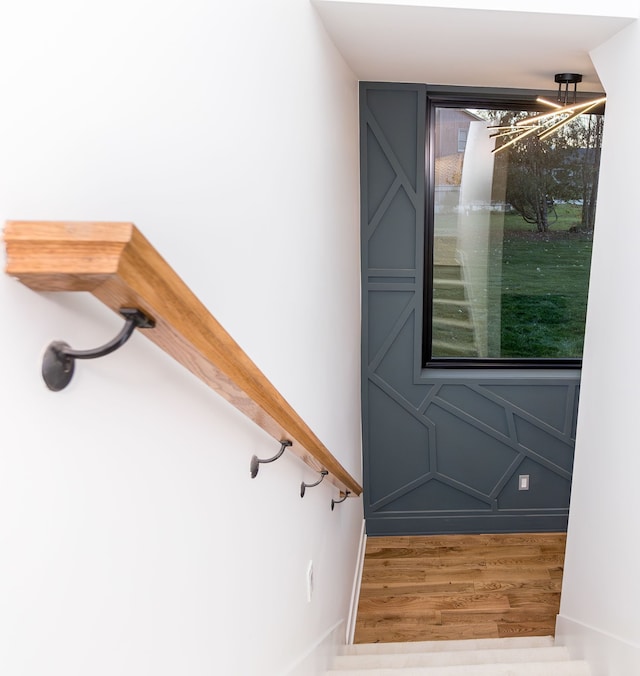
top-left (313, 1), bottom-right (638, 94)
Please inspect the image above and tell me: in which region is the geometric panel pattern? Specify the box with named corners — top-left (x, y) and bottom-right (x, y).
top-left (360, 82), bottom-right (580, 535)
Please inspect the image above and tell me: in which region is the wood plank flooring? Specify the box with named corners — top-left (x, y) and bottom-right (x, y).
top-left (354, 532), bottom-right (566, 644)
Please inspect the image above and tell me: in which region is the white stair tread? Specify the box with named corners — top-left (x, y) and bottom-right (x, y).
top-left (433, 278), bottom-right (466, 287)
top-left (326, 659), bottom-right (590, 676)
top-left (340, 636), bottom-right (554, 657)
top-left (333, 646), bottom-right (569, 669)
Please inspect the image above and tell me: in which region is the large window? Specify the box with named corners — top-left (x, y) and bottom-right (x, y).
top-left (424, 91), bottom-right (604, 367)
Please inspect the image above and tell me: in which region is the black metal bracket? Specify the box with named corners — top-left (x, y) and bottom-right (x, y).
top-left (250, 440), bottom-right (292, 479)
top-left (555, 72), bottom-right (582, 105)
top-left (300, 470), bottom-right (328, 498)
top-left (42, 307), bottom-right (156, 391)
top-left (331, 490), bottom-right (351, 511)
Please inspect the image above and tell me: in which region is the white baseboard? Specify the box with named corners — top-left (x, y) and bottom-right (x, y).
top-left (345, 518), bottom-right (367, 645)
top-left (283, 620), bottom-right (344, 676)
top-left (556, 614), bottom-right (640, 675)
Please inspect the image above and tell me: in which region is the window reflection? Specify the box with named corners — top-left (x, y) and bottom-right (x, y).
top-left (430, 104), bottom-right (602, 362)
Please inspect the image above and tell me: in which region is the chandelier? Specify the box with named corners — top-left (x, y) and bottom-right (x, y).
top-left (491, 74), bottom-right (606, 154)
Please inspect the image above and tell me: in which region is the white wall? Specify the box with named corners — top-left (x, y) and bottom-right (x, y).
top-left (0, 2), bottom-right (363, 675)
top-left (558, 17), bottom-right (640, 674)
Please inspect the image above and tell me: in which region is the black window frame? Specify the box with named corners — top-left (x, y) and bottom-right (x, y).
top-left (421, 85), bottom-right (602, 370)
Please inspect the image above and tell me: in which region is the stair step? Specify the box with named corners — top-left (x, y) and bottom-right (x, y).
top-left (432, 330), bottom-right (475, 348)
top-left (333, 646), bottom-right (569, 670)
top-left (432, 307), bottom-right (472, 323)
top-left (432, 282), bottom-right (467, 302)
top-left (340, 636), bottom-right (554, 656)
top-left (431, 339), bottom-right (477, 357)
top-left (326, 660), bottom-right (591, 675)
top-left (432, 298), bottom-right (470, 308)
top-left (331, 637), bottom-right (591, 676)
top-left (432, 316), bottom-right (474, 330)
top-left (433, 264), bottom-right (463, 280)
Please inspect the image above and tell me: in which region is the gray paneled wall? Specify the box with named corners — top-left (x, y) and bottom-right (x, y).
top-left (360, 82), bottom-right (579, 535)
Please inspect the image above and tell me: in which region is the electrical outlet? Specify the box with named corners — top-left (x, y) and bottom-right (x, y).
top-left (306, 560), bottom-right (314, 602)
top-left (519, 474), bottom-right (530, 491)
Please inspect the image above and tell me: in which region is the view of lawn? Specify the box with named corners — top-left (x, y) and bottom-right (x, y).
top-left (499, 204), bottom-right (593, 358)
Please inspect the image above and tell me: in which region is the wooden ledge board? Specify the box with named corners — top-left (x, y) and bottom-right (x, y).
top-left (3, 220), bottom-right (362, 496)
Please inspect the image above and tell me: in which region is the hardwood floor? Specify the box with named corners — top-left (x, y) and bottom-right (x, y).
top-left (354, 532), bottom-right (566, 644)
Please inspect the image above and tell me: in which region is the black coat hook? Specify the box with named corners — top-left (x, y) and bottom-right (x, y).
top-left (250, 440), bottom-right (292, 478)
top-left (42, 308), bottom-right (155, 391)
top-left (331, 490), bottom-right (351, 511)
top-left (300, 470), bottom-right (328, 498)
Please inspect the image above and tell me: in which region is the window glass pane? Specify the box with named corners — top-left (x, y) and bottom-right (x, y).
top-left (431, 104), bottom-right (602, 361)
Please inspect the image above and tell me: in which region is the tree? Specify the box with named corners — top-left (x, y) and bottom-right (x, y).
top-left (489, 108), bottom-right (604, 232)
top-left (581, 121), bottom-right (602, 231)
top-left (507, 115), bottom-right (603, 232)
top-left (503, 134), bottom-right (558, 232)
top-left (491, 112), bottom-right (559, 233)
top-left (532, 113), bottom-right (604, 232)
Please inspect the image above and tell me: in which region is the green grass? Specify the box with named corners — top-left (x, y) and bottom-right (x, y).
top-left (499, 215), bottom-right (593, 358)
top-left (502, 203), bottom-right (584, 232)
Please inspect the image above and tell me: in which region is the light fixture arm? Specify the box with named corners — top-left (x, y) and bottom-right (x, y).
top-left (491, 73), bottom-right (605, 154)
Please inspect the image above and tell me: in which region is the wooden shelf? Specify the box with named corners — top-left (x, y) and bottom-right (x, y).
top-left (3, 221), bottom-right (362, 497)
